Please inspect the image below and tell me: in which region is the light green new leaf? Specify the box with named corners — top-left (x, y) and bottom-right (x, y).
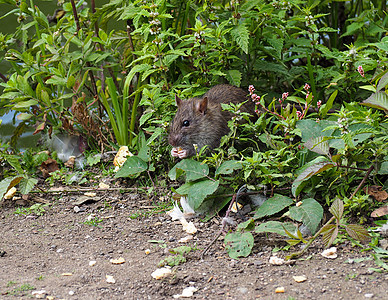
top-left (114, 156), bottom-right (148, 178)
top-left (254, 194), bottom-right (293, 219)
top-left (168, 159), bottom-right (209, 181)
top-left (289, 198), bottom-right (323, 234)
top-left (19, 177), bottom-right (38, 195)
top-left (224, 232), bottom-right (254, 259)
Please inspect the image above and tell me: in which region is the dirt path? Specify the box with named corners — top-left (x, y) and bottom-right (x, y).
top-left (1, 191), bottom-right (387, 299)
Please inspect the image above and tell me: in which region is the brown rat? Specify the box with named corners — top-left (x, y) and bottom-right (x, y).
top-left (168, 84), bottom-right (255, 158)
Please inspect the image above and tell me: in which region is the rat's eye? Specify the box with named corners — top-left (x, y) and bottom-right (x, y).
top-left (182, 120), bottom-right (190, 127)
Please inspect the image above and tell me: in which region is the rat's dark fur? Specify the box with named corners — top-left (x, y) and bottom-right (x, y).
top-left (168, 84), bottom-right (255, 158)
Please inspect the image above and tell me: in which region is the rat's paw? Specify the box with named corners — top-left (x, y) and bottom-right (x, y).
top-left (177, 149), bottom-right (188, 159)
top-left (171, 148), bottom-right (180, 157)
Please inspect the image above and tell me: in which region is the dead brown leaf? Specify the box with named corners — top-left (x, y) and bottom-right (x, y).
top-left (40, 158), bottom-right (59, 178)
top-left (364, 185), bottom-right (388, 202)
top-left (371, 205), bottom-right (388, 218)
top-left (64, 156), bottom-right (75, 169)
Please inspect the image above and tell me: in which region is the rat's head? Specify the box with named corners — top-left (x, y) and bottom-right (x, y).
top-left (168, 95), bottom-right (209, 158)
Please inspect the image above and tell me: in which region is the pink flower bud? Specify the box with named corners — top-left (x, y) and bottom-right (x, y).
top-left (317, 100), bottom-right (322, 109)
top-left (282, 92), bottom-right (289, 100)
top-left (304, 83), bottom-right (310, 91)
top-left (248, 85), bottom-right (255, 94)
top-left (357, 65), bottom-right (365, 77)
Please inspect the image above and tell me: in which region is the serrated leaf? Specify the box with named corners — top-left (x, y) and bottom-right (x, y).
top-left (231, 23), bottom-right (249, 54)
top-left (292, 157), bottom-right (334, 197)
top-left (168, 159), bottom-right (209, 181)
top-left (19, 177), bottom-right (38, 195)
top-left (254, 194), bottom-right (293, 219)
top-left (225, 70), bottom-right (242, 87)
top-left (321, 224), bottom-right (338, 248)
top-left (215, 160), bottom-right (242, 176)
top-left (114, 156), bottom-right (148, 177)
top-left (266, 35), bottom-right (283, 59)
top-left (362, 91), bottom-right (388, 112)
top-left (304, 136), bottom-right (330, 155)
top-left (224, 232), bottom-right (254, 259)
top-left (0, 176), bottom-right (23, 200)
top-left (329, 198), bottom-right (344, 220)
top-left (345, 224), bottom-right (370, 242)
top-left (255, 221), bottom-right (298, 237)
top-left (289, 198), bottom-right (323, 234)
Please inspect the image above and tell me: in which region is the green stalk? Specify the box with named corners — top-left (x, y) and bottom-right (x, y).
top-left (106, 78), bottom-right (126, 145)
top-left (129, 79), bottom-right (142, 146)
top-left (30, 0), bottom-right (46, 57)
top-left (306, 54), bottom-right (317, 106)
top-left (100, 89), bottom-right (121, 146)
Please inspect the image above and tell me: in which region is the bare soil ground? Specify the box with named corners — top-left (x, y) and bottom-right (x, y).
top-left (1, 186), bottom-right (387, 300)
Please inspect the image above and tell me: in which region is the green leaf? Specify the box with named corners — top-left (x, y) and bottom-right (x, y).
top-left (125, 64), bottom-right (152, 87)
top-left (13, 99), bottom-right (38, 109)
top-left (292, 157), bottom-right (334, 197)
top-left (19, 177), bottom-right (38, 195)
top-left (169, 246), bottom-right (193, 255)
top-left (237, 219), bottom-right (255, 232)
top-left (158, 254), bottom-right (186, 267)
top-left (224, 232), bottom-right (254, 259)
top-left (225, 70), bottom-right (242, 87)
top-left (231, 23), bottom-right (249, 54)
top-left (376, 72), bottom-right (388, 92)
top-left (176, 179), bottom-right (219, 210)
top-left (254, 194), bottom-right (293, 219)
top-left (0, 176), bottom-right (23, 200)
top-left (255, 221), bottom-right (298, 237)
top-left (168, 159), bottom-right (209, 181)
top-left (215, 160), bottom-right (242, 176)
top-left (4, 154), bottom-right (24, 174)
top-left (345, 224), bottom-right (370, 242)
top-left (362, 91), bottom-right (388, 112)
top-left (378, 161), bottom-right (388, 175)
top-left (114, 156), bottom-right (148, 177)
top-left (329, 198), bottom-right (344, 220)
top-left (289, 198), bottom-right (323, 234)
top-left (87, 155), bottom-right (101, 166)
top-left (304, 136), bottom-right (330, 156)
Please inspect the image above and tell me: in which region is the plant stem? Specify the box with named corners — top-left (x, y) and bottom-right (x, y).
top-left (349, 165), bottom-right (374, 200)
top-left (287, 216), bottom-right (336, 260)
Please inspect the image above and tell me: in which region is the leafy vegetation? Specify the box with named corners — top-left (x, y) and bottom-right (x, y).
top-left (0, 0), bottom-right (387, 262)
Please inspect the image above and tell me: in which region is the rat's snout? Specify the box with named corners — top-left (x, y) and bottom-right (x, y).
top-left (168, 133), bottom-right (182, 147)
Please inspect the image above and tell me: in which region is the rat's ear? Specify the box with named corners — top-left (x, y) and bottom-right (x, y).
top-left (175, 95), bottom-right (182, 107)
top-left (197, 96), bottom-right (208, 115)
